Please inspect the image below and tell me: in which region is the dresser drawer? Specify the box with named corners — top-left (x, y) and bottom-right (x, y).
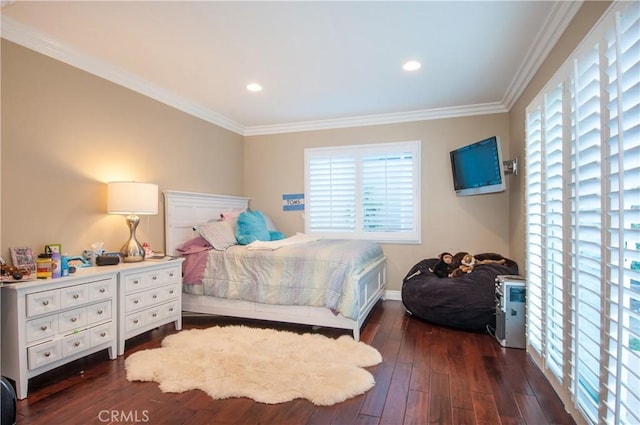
top-left (146, 287), bottom-right (163, 305)
top-left (87, 300), bottom-right (112, 324)
top-left (147, 270), bottom-right (162, 286)
top-left (58, 307), bottom-right (88, 333)
top-left (89, 322), bottom-right (113, 346)
top-left (146, 306), bottom-right (163, 323)
top-left (27, 340), bottom-right (62, 370)
top-left (125, 312), bottom-right (146, 333)
top-left (163, 265), bottom-right (180, 283)
top-left (161, 300), bottom-right (180, 319)
top-left (89, 278), bottom-right (115, 301)
top-left (125, 292), bottom-right (147, 313)
top-left (124, 272), bottom-right (147, 292)
top-left (60, 284), bottom-right (89, 309)
top-left (25, 315), bottom-right (58, 344)
top-left (26, 290), bottom-right (60, 317)
top-left (163, 283), bottom-right (180, 300)
top-left (62, 331), bottom-right (90, 357)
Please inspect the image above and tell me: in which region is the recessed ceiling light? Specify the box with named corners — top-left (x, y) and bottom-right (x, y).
top-left (246, 82), bottom-right (263, 92)
top-left (403, 61), bottom-right (422, 72)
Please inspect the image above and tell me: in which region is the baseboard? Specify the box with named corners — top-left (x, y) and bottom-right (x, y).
top-left (385, 290), bottom-right (401, 301)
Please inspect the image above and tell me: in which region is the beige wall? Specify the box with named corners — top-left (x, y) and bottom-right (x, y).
top-left (1, 40), bottom-right (244, 259)
top-left (507, 1), bottom-right (612, 269)
top-left (245, 115), bottom-right (512, 291)
top-left (1, 0), bottom-right (610, 291)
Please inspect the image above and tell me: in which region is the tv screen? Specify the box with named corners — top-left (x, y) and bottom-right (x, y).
top-left (449, 136), bottom-right (505, 196)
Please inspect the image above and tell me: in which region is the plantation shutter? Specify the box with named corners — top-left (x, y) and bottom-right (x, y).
top-left (305, 141), bottom-right (421, 243)
top-left (525, 105), bottom-right (545, 356)
top-left (602, 7), bottom-right (640, 424)
top-left (524, 2), bottom-right (639, 424)
top-left (362, 152), bottom-right (415, 233)
top-left (544, 83), bottom-right (567, 382)
top-left (570, 39), bottom-right (604, 422)
top-left (307, 155), bottom-right (357, 232)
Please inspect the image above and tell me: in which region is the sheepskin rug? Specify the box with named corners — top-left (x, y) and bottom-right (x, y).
top-left (125, 325), bottom-right (382, 406)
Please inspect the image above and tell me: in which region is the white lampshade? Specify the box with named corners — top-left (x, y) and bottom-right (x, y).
top-left (107, 182), bottom-right (158, 215)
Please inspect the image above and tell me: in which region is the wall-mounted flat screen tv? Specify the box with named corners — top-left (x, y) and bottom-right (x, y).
top-left (449, 136), bottom-right (505, 196)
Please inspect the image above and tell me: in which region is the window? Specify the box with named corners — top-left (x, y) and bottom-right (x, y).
top-left (304, 140), bottom-right (421, 243)
top-left (525, 2), bottom-right (639, 424)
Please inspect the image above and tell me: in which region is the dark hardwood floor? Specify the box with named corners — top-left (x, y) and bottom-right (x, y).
top-left (12, 300), bottom-right (575, 425)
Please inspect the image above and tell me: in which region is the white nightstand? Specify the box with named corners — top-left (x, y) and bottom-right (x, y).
top-left (116, 258), bottom-right (184, 355)
top-left (1, 268), bottom-right (119, 399)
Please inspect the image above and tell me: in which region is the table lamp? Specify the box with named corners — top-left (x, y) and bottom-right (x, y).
top-left (107, 181), bottom-right (158, 262)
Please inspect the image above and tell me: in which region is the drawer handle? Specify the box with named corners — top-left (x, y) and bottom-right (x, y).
top-left (133, 319), bottom-right (139, 324)
top-left (40, 325), bottom-right (48, 331)
top-left (134, 300), bottom-right (139, 304)
top-left (44, 351), bottom-right (51, 357)
top-left (133, 280), bottom-right (140, 284)
top-left (73, 294), bottom-right (80, 299)
top-left (169, 307), bottom-right (174, 312)
top-left (152, 313), bottom-right (157, 318)
top-left (71, 317), bottom-right (78, 322)
top-left (169, 272), bottom-right (174, 277)
top-left (97, 310), bottom-right (104, 315)
top-left (152, 295), bottom-right (158, 299)
top-left (100, 288), bottom-right (106, 293)
top-left (100, 332), bottom-right (106, 337)
top-left (42, 300), bottom-right (49, 306)
top-left (152, 276), bottom-right (157, 281)
top-left (74, 341), bottom-right (81, 347)
top-left (169, 290), bottom-right (174, 294)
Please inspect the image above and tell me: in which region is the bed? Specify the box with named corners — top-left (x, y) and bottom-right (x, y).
top-left (163, 190), bottom-right (387, 340)
top-left (401, 254), bottom-right (518, 331)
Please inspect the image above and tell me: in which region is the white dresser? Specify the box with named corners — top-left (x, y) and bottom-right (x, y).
top-left (117, 259), bottom-right (184, 355)
top-left (1, 268), bottom-right (118, 399)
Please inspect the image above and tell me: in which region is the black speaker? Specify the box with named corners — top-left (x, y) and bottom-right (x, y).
top-left (1, 377), bottom-right (17, 425)
top-left (96, 255), bottom-right (120, 266)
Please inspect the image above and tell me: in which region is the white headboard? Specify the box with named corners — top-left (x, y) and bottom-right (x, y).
top-left (163, 190), bottom-right (250, 255)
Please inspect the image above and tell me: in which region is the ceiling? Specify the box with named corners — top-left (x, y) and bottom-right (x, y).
top-left (0, 1), bottom-right (582, 135)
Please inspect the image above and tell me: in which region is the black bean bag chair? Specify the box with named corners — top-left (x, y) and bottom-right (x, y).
top-left (401, 253), bottom-right (518, 331)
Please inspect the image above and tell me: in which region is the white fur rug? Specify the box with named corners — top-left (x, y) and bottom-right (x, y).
top-left (125, 326), bottom-right (382, 406)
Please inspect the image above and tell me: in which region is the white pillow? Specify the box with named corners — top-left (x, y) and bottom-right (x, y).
top-left (197, 220), bottom-right (237, 250)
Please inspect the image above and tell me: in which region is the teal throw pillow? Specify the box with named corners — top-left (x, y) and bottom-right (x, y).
top-left (269, 230), bottom-right (285, 241)
top-left (236, 211), bottom-right (271, 245)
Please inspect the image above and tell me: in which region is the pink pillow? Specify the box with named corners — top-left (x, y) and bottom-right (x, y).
top-left (220, 208), bottom-right (246, 220)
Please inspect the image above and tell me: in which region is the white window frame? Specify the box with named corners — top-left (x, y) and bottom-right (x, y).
top-left (304, 140), bottom-right (421, 243)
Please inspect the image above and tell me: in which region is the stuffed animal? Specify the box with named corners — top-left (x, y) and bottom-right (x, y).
top-left (449, 253), bottom-right (475, 277)
top-left (448, 252), bottom-right (468, 274)
top-left (475, 257), bottom-right (506, 267)
top-left (429, 252), bottom-right (452, 278)
top-left (449, 253), bottom-right (507, 277)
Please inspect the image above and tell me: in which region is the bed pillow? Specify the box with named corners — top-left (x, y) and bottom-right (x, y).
top-left (261, 213), bottom-right (285, 240)
top-left (197, 220), bottom-right (237, 250)
top-left (220, 208), bottom-right (246, 220)
top-left (235, 211), bottom-right (272, 245)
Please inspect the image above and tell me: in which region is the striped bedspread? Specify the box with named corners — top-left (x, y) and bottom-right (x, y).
top-left (182, 239), bottom-right (384, 319)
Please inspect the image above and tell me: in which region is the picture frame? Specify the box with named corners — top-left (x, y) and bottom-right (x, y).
top-left (9, 247), bottom-right (36, 273)
top-left (45, 244), bottom-right (62, 254)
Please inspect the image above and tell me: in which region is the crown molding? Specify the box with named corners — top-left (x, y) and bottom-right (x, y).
top-left (1, 16), bottom-right (246, 135)
top-left (243, 102), bottom-right (508, 136)
top-left (502, 1), bottom-right (583, 109)
top-left (3, 9), bottom-right (564, 137)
